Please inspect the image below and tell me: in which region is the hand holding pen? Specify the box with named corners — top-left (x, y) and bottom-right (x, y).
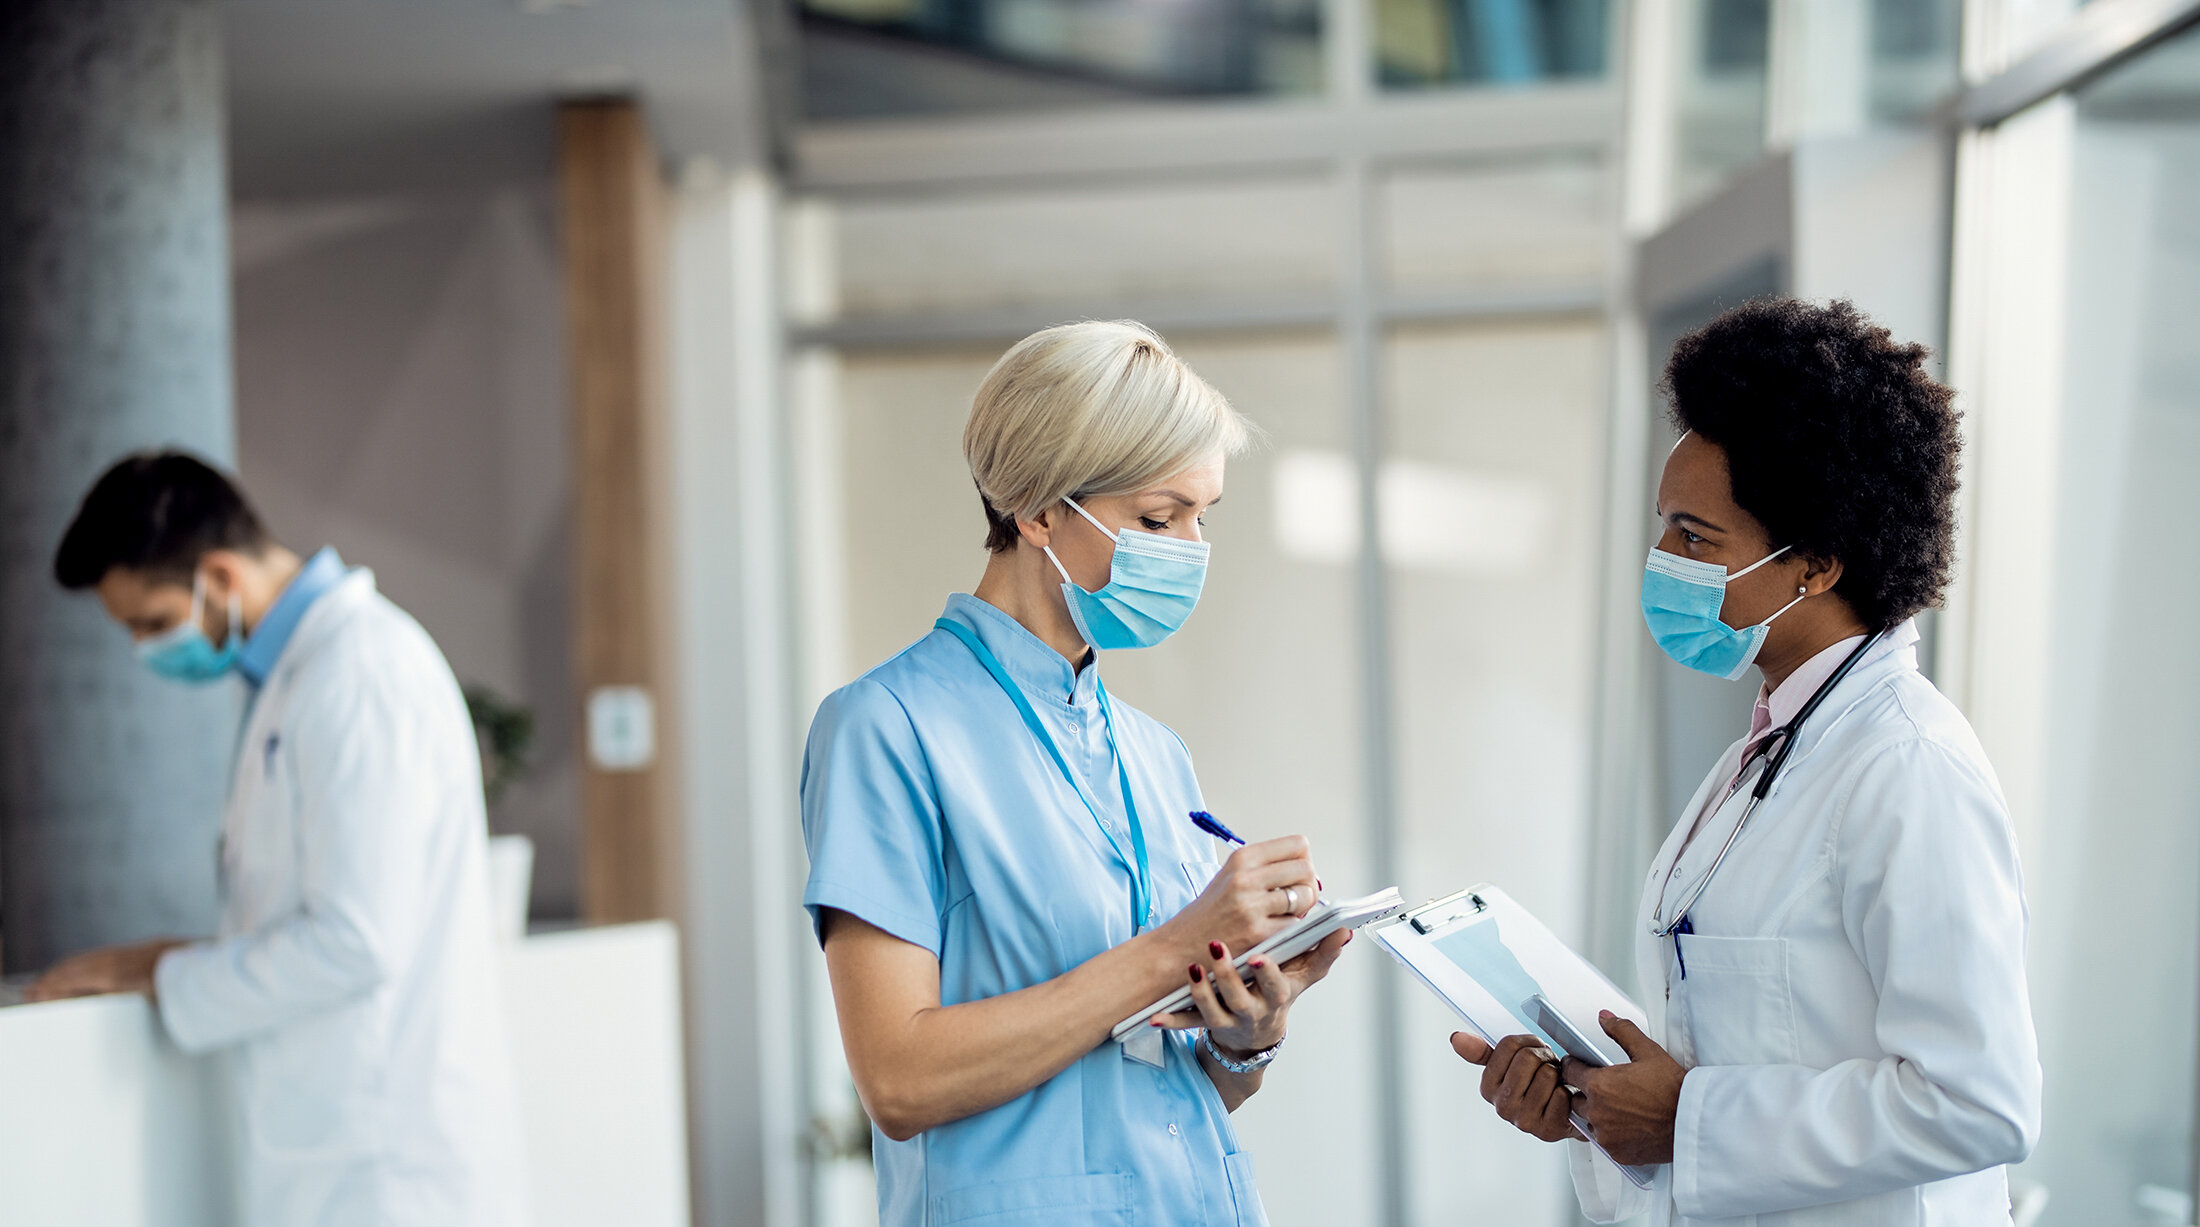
top-left (1192, 810), bottom-right (1321, 903)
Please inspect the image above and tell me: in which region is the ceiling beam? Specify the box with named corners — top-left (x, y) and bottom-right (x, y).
top-left (792, 84), bottom-right (1620, 194)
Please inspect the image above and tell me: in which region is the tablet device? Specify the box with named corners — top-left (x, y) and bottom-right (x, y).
top-left (1110, 887), bottom-right (1404, 1044)
top-left (1528, 993), bottom-right (1627, 1069)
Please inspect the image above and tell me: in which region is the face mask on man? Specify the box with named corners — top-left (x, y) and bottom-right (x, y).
top-left (137, 567), bottom-right (242, 684)
top-left (1042, 496), bottom-right (1210, 651)
top-left (1640, 544), bottom-right (1806, 681)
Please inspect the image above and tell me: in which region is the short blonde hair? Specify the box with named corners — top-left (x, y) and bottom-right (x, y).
top-left (964, 321), bottom-right (1251, 553)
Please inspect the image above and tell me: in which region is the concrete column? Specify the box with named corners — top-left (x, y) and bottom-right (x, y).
top-left (0, 0), bottom-right (238, 973)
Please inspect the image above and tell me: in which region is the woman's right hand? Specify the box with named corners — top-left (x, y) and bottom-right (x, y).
top-left (1156, 835), bottom-right (1317, 959)
top-left (1451, 1032), bottom-right (1584, 1143)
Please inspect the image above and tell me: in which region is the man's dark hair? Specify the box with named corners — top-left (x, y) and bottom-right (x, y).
top-left (53, 451), bottom-right (272, 590)
top-left (1663, 298), bottom-right (1961, 631)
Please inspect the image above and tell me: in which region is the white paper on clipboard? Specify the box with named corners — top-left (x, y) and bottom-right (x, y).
top-left (1372, 883), bottom-right (1660, 1190)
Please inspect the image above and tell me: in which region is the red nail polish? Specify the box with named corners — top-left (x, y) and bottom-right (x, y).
top-left (1208, 941), bottom-right (1225, 959)
top-left (1250, 959), bottom-right (1266, 969)
top-left (1188, 965), bottom-right (1203, 983)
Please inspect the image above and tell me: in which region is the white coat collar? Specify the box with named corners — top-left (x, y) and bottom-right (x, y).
top-left (1641, 621), bottom-right (1927, 946)
top-left (258, 568), bottom-right (379, 689)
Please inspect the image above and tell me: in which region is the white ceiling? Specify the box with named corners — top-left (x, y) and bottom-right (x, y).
top-left (223, 0), bottom-right (767, 198)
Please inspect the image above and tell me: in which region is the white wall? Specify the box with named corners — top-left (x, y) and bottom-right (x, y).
top-left (229, 188), bottom-right (582, 918)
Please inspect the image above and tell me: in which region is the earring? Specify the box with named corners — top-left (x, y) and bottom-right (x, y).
top-left (1798, 586), bottom-right (1808, 595)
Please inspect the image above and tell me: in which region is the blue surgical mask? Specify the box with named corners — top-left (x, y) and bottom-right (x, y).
top-left (137, 570), bottom-right (242, 684)
top-left (1641, 544), bottom-right (1805, 681)
top-left (1044, 496), bottom-right (1209, 650)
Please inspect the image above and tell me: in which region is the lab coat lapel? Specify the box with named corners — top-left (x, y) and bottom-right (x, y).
top-left (1636, 741), bottom-right (1743, 1045)
top-left (218, 571), bottom-right (377, 923)
top-left (1748, 645), bottom-right (1919, 803)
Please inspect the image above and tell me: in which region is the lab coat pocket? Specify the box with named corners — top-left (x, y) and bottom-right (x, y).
top-left (932, 1172), bottom-right (1135, 1224)
top-left (1224, 1150), bottom-right (1270, 1227)
top-left (1673, 934), bottom-right (1799, 1067)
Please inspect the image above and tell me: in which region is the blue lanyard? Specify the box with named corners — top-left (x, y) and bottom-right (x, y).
top-left (934, 618), bottom-right (1155, 930)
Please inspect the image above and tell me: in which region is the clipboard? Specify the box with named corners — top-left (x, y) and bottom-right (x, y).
top-left (1372, 883), bottom-right (1659, 1189)
top-left (1111, 887), bottom-right (1405, 1062)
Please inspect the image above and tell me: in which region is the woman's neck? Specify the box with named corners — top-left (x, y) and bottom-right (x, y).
top-left (972, 547), bottom-right (1093, 672)
top-left (1755, 599), bottom-right (1871, 693)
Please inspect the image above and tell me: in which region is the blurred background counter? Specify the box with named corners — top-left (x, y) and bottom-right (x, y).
top-left (0, 922), bottom-right (690, 1227)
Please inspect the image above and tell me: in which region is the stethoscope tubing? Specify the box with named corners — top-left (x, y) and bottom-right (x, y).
top-left (1648, 627), bottom-right (1889, 939)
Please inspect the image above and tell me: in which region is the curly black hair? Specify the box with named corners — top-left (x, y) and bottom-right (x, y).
top-left (1662, 298), bottom-right (1961, 631)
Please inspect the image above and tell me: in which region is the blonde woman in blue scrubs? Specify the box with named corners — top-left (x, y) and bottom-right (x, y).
top-left (801, 320), bottom-right (1346, 1226)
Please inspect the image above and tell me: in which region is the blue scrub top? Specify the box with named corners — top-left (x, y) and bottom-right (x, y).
top-left (801, 593), bottom-right (1269, 1227)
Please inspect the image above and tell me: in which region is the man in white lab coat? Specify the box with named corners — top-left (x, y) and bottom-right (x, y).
top-left (30, 451), bottom-right (527, 1227)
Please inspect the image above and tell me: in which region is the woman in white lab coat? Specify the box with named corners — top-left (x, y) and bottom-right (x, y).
top-left (1455, 299), bottom-right (2042, 1224)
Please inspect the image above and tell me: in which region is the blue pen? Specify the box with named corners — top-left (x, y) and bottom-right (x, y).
top-left (1189, 811), bottom-right (1245, 845)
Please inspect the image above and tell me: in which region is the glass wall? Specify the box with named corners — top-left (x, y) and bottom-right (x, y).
top-left (1651, 0), bottom-right (1961, 225)
top-left (1379, 155), bottom-right (1608, 292)
top-left (2010, 23), bottom-right (2200, 1225)
top-left (798, 0), bottom-right (1322, 117)
top-left (1375, 0), bottom-right (1611, 89)
top-left (795, 0), bottom-right (1628, 118)
top-left (823, 177), bottom-right (1340, 319)
top-left (1382, 316), bottom-right (1608, 1224)
top-left (1670, 0), bottom-right (1771, 212)
top-left (1864, 0), bottom-right (1961, 124)
top-left (786, 135), bottom-right (1615, 1221)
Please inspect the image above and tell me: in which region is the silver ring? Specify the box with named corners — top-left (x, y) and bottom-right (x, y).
top-left (1282, 885), bottom-right (1301, 915)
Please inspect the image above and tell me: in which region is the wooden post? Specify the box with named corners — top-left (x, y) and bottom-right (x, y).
top-left (557, 99), bottom-right (680, 923)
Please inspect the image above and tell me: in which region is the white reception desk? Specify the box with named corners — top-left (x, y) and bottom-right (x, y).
top-left (0, 921), bottom-right (690, 1227)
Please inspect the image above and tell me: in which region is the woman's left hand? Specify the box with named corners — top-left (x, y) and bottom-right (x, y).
top-left (1559, 1011), bottom-right (1688, 1166)
top-left (1151, 928), bottom-right (1352, 1058)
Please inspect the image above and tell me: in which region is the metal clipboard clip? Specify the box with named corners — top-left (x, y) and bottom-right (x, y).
top-left (1405, 887), bottom-right (1488, 935)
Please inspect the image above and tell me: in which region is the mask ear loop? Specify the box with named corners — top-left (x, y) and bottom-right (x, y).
top-left (1731, 545), bottom-right (1808, 629)
top-left (1724, 543), bottom-right (1793, 583)
top-left (1046, 496), bottom-right (1118, 593)
top-left (1042, 543), bottom-right (1077, 588)
top-left (223, 585), bottom-right (244, 651)
top-left (1757, 584), bottom-right (1810, 630)
top-left (1060, 495), bottom-right (1116, 539)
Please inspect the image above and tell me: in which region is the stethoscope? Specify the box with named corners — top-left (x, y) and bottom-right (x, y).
top-left (1648, 628), bottom-right (1888, 940)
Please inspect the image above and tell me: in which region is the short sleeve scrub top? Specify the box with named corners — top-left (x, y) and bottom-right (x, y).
top-left (801, 593), bottom-right (1270, 1227)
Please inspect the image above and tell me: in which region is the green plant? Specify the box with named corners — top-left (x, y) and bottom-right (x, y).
top-left (464, 685), bottom-right (535, 806)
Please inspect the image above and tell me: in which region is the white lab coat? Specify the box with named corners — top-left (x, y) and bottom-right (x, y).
top-left (154, 569), bottom-right (527, 1227)
top-left (1570, 624), bottom-right (2042, 1225)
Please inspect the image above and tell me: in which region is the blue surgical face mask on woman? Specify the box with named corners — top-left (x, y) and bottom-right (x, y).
top-left (1640, 544), bottom-right (1806, 681)
top-left (137, 568), bottom-right (243, 684)
top-left (1043, 496), bottom-right (1209, 650)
